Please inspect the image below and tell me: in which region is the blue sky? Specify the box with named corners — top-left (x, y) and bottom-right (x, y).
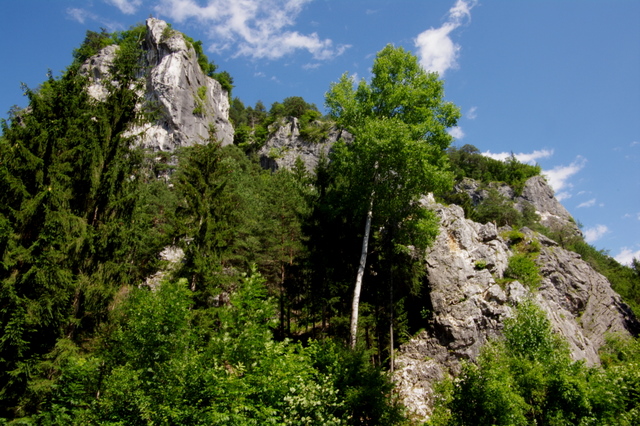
top-left (1, 0), bottom-right (639, 265)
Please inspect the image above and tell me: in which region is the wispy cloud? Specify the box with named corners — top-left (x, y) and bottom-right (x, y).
top-left (577, 198), bottom-right (596, 208)
top-left (448, 126), bottom-right (465, 139)
top-left (66, 7), bottom-right (123, 31)
top-left (466, 106), bottom-right (477, 119)
top-left (584, 225), bottom-right (609, 243)
top-left (154, 0), bottom-right (350, 61)
top-left (105, 0), bottom-right (143, 15)
top-left (482, 149), bottom-right (554, 165)
top-left (542, 155), bottom-right (587, 195)
top-left (67, 8), bottom-right (97, 24)
top-left (414, 0), bottom-right (478, 76)
top-left (615, 247), bottom-right (640, 266)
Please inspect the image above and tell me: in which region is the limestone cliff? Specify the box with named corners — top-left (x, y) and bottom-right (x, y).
top-left (393, 188), bottom-right (639, 421)
top-left (258, 117), bottom-right (352, 173)
top-left (456, 175), bottom-right (581, 235)
top-left (80, 18), bottom-right (233, 150)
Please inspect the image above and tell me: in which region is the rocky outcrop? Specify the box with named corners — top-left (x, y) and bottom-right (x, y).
top-left (258, 117), bottom-right (352, 173)
top-left (456, 175), bottom-right (580, 234)
top-left (393, 195), bottom-right (638, 421)
top-left (80, 18), bottom-right (233, 150)
top-left (516, 176), bottom-right (578, 232)
top-left (534, 233), bottom-right (640, 356)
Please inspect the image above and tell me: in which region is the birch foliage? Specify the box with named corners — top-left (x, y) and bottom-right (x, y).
top-left (325, 45), bottom-right (460, 349)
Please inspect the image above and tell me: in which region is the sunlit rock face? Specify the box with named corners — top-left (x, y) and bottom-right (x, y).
top-left (80, 18), bottom-right (233, 151)
top-left (456, 175), bottom-right (582, 235)
top-left (258, 116), bottom-right (353, 173)
top-left (393, 193), bottom-right (638, 422)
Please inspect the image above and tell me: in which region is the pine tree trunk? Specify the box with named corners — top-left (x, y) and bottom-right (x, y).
top-left (350, 194), bottom-right (375, 350)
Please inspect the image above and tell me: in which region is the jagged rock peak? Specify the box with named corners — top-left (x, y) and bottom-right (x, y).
top-left (80, 18), bottom-right (234, 150)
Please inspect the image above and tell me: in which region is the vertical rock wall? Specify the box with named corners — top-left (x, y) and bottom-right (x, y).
top-left (80, 18), bottom-right (234, 151)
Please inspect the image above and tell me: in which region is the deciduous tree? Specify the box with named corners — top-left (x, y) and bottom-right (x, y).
top-left (325, 44), bottom-right (460, 349)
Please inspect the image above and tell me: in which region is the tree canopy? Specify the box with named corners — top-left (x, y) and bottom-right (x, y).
top-left (325, 44), bottom-right (460, 349)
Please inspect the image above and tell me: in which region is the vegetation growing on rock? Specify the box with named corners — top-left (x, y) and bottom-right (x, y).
top-left (1, 20), bottom-right (638, 425)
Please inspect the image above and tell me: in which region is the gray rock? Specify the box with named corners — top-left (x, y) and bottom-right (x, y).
top-left (79, 18), bottom-right (233, 151)
top-left (455, 175), bottom-right (581, 236)
top-left (258, 117), bottom-right (352, 173)
top-left (534, 239), bottom-right (639, 364)
top-left (393, 199), bottom-right (638, 421)
top-left (515, 176), bottom-right (580, 234)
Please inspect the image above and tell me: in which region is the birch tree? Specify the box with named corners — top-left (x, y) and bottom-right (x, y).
top-left (325, 45), bottom-right (460, 349)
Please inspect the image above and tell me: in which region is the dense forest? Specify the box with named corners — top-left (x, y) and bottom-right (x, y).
top-left (1, 23), bottom-right (639, 424)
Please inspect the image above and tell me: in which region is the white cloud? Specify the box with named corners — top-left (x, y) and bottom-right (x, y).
top-left (577, 198), bottom-right (596, 208)
top-left (67, 8), bottom-right (96, 24)
top-left (482, 149), bottom-right (554, 165)
top-left (105, 0), bottom-right (143, 14)
top-left (414, 0), bottom-right (478, 76)
top-left (466, 106), bottom-right (477, 119)
top-left (615, 247), bottom-right (640, 266)
top-left (555, 192), bottom-right (571, 202)
top-left (66, 7), bottom-right (123, 31)
top-left (584, 225), bottom-right (609, 243)
top-left (631, 141), bottom-right (639, 147)
top-left (542, 156), bottom-right (587, 194)
top-left (154, 0), bottom-right (350, 61)
top-left (448, 126), bottom-right (465, 139)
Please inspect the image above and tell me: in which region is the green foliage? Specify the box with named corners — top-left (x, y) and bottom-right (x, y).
top-left (299, 109), bottom-right (331, 143)
top-left (504, 254), bottom-right (542, 289)
top-left (325, 44), bottom-right (458, 348)
top-left (193, 85), bottom-right (207, 115)
top-left (72, 28), bottom-right (115, 64)
top-left (500, 230), bottom-right (543, 290)
top-left (430, 300), bottom-right (640, 425)
top-left (0, 26), bottom-right (177, 417)
top-left (33, 271), bottom-right (406, 425)
top-left (473, 187), bottom-right (524, 227)
top-left (447, 144), bottom-right (542, 195)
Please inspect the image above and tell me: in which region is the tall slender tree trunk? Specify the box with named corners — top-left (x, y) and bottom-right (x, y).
top-left (350, 193), bottom-right (375, 349)
top-left (389, 266), bottom-right (394, 372)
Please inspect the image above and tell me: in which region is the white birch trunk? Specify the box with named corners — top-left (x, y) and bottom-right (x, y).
top-left (349, 194), bottom-right (375, 350)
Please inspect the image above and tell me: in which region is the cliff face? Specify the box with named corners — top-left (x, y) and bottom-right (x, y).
top-left (80, 18), bottom-right (234, 150)
top-left (258, 117), bottom-right (352, 173)
top-left (393, 186), bottom-right (639, 421)
top-left (456, 175), bottom-right (581, 235)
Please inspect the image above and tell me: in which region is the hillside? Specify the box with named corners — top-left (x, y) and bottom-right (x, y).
top-left (1, 19), bottom-right (639, 424)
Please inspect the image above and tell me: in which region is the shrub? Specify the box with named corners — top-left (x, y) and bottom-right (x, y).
top-left (504, 253), bottom-right (542, 289)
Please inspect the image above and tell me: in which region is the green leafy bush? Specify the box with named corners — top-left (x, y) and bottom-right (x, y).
top-left (447, 144), bottom-right (542, 195)
top-left (504, 253), bottom-right (542, 289)
top-left (430, 300), bottom-right (640, 425)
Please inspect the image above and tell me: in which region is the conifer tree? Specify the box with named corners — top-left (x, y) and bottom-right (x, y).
top-left (0, 25), bottom-right (161, 416)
